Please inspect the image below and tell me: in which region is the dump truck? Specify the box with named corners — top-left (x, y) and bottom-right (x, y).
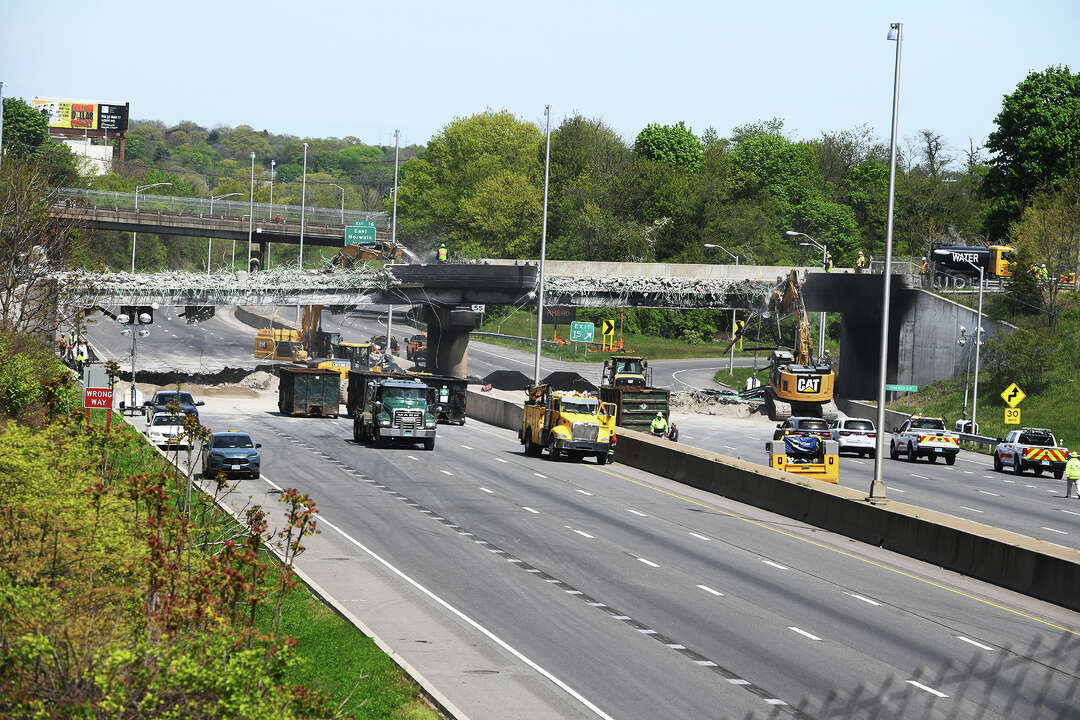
top-left (277, 365), bottom-right (341, 417)
top-left (406, 334), bottom-right (428, 365)
top-left (346, 368), bottom-right (411, 418)
top-left (350, 371), bottom-right (437, 450)
top-left (519, 384), bottom-right (616, 464)
top-left (408, 371), bottom-right (467, 424)
top-left (597, 355), bottom-right (671, 433)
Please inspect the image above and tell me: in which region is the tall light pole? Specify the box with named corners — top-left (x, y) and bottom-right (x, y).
top-left (269, 159), bottom-right (276, 213)
top-left (391, 129), bottom-right (400, 246)
top-left (703, 242), bottom-right (738, 265)
top-left (966, 260), bottom-right (985, 434)
top-left (246, 152), bottom-right (256, 272)
top-left (785, 231), bottom-right (827, 357)
top-left (207, 192), bottom-right (240, 273)
top-left (330, 183), bottom-right (345, 224)
top-left (870, 21), bottom-right (903, 502)
top-left (132, 182), bottom-right (172, 273)
top-left (957, 327), bottom-right (974, 427)
top-left (0, 80), bottom-right (6, 173)
top-left (534, 105), bottom-right (552, 385)
top-left (299, 142), bottom-right (308, 269)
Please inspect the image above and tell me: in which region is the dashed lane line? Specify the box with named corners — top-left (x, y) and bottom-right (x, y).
top-left (637, 557), bottom-right (660, 568)
top-left (959, 506), bottom-right (983, 514)
top-left (522, 506), bottom-right (541, 514)
top-left (761, 560), bottom-right (789, 570)
top-left (911, 474), bottom-right (930, 480)
top-left (575, 488), bottom-right (594, 496)
top-left (440, 470), bottom-right (454, 476)
top-left (626, 508), bottom-right (648, 517)
top-left (788, 627), bottom-right (822, 641)
top-left (697, 584), bottom-right (724, 597)
top-left (955, 636), bottom-right (995, 652)
top-left (844, 592), bottom-right (882, 607)
top-left (495, 457), bottom-right (508, 463)
top-left (1042, 526), bottom-right (1069, 535)
top-left (906, 680), bottom-right (949, 698)
top-left (480, 487), bottom-right (494, 494)
top-left (689, 532), bottom-right (712, 542)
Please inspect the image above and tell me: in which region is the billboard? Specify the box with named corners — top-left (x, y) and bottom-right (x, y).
top-left (32, 97), bottom-right (128, 132)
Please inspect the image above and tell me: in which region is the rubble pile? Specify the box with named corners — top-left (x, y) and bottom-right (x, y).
top-left (543, 276), bottom-right (773, 309)
top-left (670, 390), bottom-right (763, 417)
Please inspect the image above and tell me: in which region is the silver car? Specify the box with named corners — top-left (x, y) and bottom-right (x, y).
top-left (830, 418), bottom-right (877, 457)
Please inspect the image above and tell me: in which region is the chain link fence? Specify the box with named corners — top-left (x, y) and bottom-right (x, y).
top-left (56, 187), bottom-right (387, 228)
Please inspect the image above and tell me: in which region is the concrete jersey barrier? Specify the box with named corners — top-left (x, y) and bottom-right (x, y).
top-left (466, 389), bottom-right (1080, 613)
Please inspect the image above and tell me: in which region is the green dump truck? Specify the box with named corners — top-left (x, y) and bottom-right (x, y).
top-left (350, 371), bottom-right (437, 450)
top-left (278, 365), bottom-right (341, 417)
top-left (597, 355), bottom-right (671, 433)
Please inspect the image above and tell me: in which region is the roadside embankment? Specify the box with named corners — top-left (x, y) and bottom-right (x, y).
top-left (466, 388), bottom-right (1080, 613)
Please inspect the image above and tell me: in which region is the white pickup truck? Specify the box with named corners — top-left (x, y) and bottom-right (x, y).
top-left (889, 415), bottom-right (960, 465)
top-left (993, 427), bottom-right (1069, 478)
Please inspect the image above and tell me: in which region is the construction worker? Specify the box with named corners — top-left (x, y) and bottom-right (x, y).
top-left (920, 257), bottom-right (929, 274)
top-left (75, 344), bottom-right (86, 376)
top-left (823, 253), bottom-right (833, 272)
top-left (667, 422), bottom-right (679, 443)
top-left (57, 334), bottom-right (67, 356)
top-left (437, 243), bottom-right (448, 263)
top-left (607, 433), bottom-right (617, 464)
top-left (1040, 264), bottom-right (1049, 282)
top-left (855, 251), bottom-right (866, 273)
top-left (1066, 452), bottom-right (1080, 499)
top-left (650, 411), bottom-right (668, 438)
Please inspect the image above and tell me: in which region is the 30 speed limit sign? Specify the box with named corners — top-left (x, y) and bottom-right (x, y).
top-left (1004, 407), bottom-right (1021, 425)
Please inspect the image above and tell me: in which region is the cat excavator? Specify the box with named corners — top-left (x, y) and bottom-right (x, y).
top-left (763, 270), bottom-right (837, 422)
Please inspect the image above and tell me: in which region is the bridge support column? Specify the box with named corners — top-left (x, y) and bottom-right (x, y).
top-left (423, 305), bottom-right (477, 378)
top-left (257, 240), bottom-right (270, 270)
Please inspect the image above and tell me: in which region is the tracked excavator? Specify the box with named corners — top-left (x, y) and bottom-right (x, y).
top-left (763, 270), bottom-right (837, 422)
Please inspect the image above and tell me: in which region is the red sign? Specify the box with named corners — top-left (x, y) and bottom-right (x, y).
top-left (84, 387), bottom-right (114, 409)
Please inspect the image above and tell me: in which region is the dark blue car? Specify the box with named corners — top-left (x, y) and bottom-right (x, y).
top-left (201, 430), bottom-right (262, 479)
top-left (144, 390), bottom-right (204, 422)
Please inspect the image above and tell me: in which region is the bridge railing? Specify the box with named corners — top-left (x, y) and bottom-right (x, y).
top-left (56, 187), bottom-right (387, 228)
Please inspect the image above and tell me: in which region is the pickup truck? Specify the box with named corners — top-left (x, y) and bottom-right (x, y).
top-left (889, 415), bottom-right (959, 465)
top-left (994, 427), bottom-right (1069, 478)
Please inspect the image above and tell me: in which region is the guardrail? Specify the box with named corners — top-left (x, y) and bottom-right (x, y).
top-left (471, 331), bottom-right (559, 346)
top-left (56, 187), bottom-right (386, 228)
top-left (958, 432), bottom-right (999, 451)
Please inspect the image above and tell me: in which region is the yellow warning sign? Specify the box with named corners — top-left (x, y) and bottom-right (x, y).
top-left (1004, 407), bottom-right (1021, 425)
top-left (734, 319), bottom-right (745, 350)
top-left (1000, 383), bottom-right (1026, 408)
top-left (602, 319), bottom-right (615, 337)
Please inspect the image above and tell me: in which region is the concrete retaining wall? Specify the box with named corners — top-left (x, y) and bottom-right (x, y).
top-left (834, 398), bottom-right (911, 432)
top-left (466, 389), bottom-right (1080, 612)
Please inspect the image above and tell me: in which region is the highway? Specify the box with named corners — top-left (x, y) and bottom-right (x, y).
top-left (192, 396), bottom-right (1080, 719)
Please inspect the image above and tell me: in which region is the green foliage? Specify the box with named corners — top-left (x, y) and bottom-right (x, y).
top-left (1, 97), bottom-right (49, 155)
top-left (981, 322), bottom-right (1061, 394)
top-left (633, 121), bottom-right (703, 171)
top-left (985, 65), bottom-right (1080, 238)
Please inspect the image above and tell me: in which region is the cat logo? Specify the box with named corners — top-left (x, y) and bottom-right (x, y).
top-left (796, 376), bottom-right (821, 393)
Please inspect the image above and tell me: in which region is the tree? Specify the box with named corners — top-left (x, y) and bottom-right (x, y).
top-left (984, 66), bottom-right (1080, 238)
top-left (1, 97), bottom-right (49, 156)
top-left (633, 121), bottom-right (702, 171)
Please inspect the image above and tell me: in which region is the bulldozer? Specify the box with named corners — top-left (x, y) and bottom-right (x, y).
top-left (762, 270), bottom-right (838, 422)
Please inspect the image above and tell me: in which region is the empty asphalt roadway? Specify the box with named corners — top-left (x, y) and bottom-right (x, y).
top-left (193, 394), bottom-right (1080, 719)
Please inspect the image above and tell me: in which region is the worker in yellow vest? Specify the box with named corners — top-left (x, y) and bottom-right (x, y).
top-left (1065, 452), bottom-right (1080, 499)
top-left (437, 244), bottom-right (448, 263)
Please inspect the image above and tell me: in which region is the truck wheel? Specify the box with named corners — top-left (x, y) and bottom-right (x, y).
top-left (524, 430), bottom-right (540, 457)
top-left (374, 430), bottom-right (386, 448)
top-left (994, 453), bottom-right (1003, 472)
top-left (353, 422), bottom-right (362, 443)
top-left (547, 438), bottom-right (561, 460)
top-left (596, 453), bottom-right (607, 465)
top-left (1034, 467), bottom-right (1043, 476)
top-left (945, 454), bottom-right (956, 466)
top-left (1013, 456), bottom-right (1024, 476)
top-left (907, 443), bottom-right (917, 462)
top-left (890, 442), bottom-right (898, 460)
top-left (1054, 469), bottom-right (1065, 480)
top-left (927, 454), bottom-right (936, 464)
top-left (423, 437), bottom-right (435, 451)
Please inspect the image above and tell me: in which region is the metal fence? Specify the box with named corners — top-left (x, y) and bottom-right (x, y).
top-left (56, 187), bottom-right (387, 228)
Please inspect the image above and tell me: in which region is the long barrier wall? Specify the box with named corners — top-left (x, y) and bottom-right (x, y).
top-left (466, 389), bottom-right (1080, 613)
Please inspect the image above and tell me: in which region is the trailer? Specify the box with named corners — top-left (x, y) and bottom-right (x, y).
top-left (409, 372), bottom-right (468, 425)
top-left (346, 368), bottom-right (411, 418)
top-left (277, 365), bottom-right (341, 417)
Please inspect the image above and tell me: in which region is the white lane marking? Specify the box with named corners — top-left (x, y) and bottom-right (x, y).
top-left (728, 678), bottom-right (750, 685)
top-left (588, 602), bottom-right (607, 607)
top-left (534, 472), bottom-right (547, 479)
top-left (852, 460), bottom-right (866, 465)
top-left (963, 471), bottom-right (974, 475)
top-left (689, 532), bottom-right (711, 542)
top-left (1042, 526), bottom-right (1069, 535)
top-left (611, 615), bottom-right (631, 620)
top-left (566, 590), bottom-right (583, 595)
top-left (667, 643), bottom-right (686, 650)
top-left (890, 487), bottom-right (906, 493)
top-left (911, 474), bottom-right (930, 480)
top-left (461, 444), bottom-right (473, 450)
top-left (761, 560), bottom-right (788, 570)
top-left (267, 488), bottom-right (617, 720)
top-left (906, 680), bottom-right (949, 698)
top-left (574, 529), bottom-right (595, 539)
top-left (480, 487), bottom-right (494, 494)
top-left (844, 592), bottom-right (882, 606)
top-left (522, 506), bottom-right (541, 514)
top-left (638, 629), bottom-right (658, 634)
top-left (978, 490), bottom-right (1002, 497)
top-left (495, 457), bottom-right (509, 463)
top-left (959, 506), bottom-right (983, 514)
top-left (788, 627), bottom-right (821, 641)
top-left (955, 636), bottom-right (995, 651)
top-left (723, 445), bottom-right (737, 450)
top-left (626, 508), bottom-right (648, 517)
top-left (441, 470), bottom-right (454, 476)
top-left (1026, 484), bottom-right (1037, 488)
top-left (695, 660), bottom-right (718, 667)
top-left (764, 699), bottom-right (788, 706)
top-left (683, 435), bottom-right (695, 440)
top-left (637, 557), bottom-right (660, 568)
top-left (1061, 509), bottom-right (1080, 517)
top-left (697, 584), bottom-right (724, 597)
top-left (575, 488), bottom-right (594, 496)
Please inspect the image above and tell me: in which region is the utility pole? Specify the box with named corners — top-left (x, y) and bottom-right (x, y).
top-left (391, 129), bottom-right (400, 246)
top-left (533, 105), bottom-right (552, 385)
top-left (247, 152), bottom-right (255, 272)
top-left (0, 81), bottom-right (6, 173)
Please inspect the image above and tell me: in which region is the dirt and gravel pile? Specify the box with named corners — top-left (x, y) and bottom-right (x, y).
top-left (670, 390), bottom-right (763, 418)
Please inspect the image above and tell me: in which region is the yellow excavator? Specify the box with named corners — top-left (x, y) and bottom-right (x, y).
top-left (764, 270), bottom-right (837, 422)
top-left (254, 305), bottom-right (379, 379)
top-left (333, 240), bottom-right (420, 267)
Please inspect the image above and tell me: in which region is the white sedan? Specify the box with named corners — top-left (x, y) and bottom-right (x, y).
top-left (830, 418), bottom-right (877, 457)
top-left (145, 413), bottom-right (190, 450)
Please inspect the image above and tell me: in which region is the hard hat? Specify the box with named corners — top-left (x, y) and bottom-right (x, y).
top-left (858, 250), bottom-right (864, 255)
top-left (1072, 452), bottom-right (1079, 458)
top-left (1041, 263), bottom-right (1047, 268)
top-left (656, 411), bottom-right (663, 417)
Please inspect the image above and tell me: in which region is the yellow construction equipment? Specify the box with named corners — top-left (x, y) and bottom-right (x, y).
top-left (765, 437), bottom-right (839, 483)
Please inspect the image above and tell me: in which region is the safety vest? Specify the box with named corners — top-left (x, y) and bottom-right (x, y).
top-left (1066, 458), bottom-right (1080, 480)
top-left (650, 416), bottom-right (667, 434)
top-left (856, 255), bottom-right (865, 268)
top-left (437, 246), bottom-right (448, 262)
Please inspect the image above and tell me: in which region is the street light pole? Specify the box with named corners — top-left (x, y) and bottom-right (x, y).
top-left (269, 159), bottom-right (275, 214)
top-left (330, 183), bottom-right (345, 224)
top-left (247, 152), bottom-right (255, 272)
top-left (785, 231), bottom-right (828, 358)
top-left (703, 242), bottom-right (739, 265)
top-left (534, 105), bottom-right (552, 386)
top-left (391, 129), bottom-right (400, 246)
top-left (870, 21), bottom-right (903, 502)
top-left (966, 261), bottom-right (985, 434)
top-left (132, 182), bottom-right (172, 273)
top-left (704, 243), bottom-right (740, 376)
top-left (0, 80), bottom-right (6, 174)
top-left (207, 192), bottom-right (241, 273)
top-left (299, 142), bottom-right (308, 269)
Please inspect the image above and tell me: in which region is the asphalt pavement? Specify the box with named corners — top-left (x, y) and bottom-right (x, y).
top-left (189, 394), bottom-right (1080, 719)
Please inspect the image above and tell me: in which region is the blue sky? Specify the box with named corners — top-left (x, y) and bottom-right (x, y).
top-left (2, 0), bottom-right (1077, 160)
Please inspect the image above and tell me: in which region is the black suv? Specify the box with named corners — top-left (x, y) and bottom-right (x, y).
top-left (144, 390), bottom-right (204, 421)
top-left (773, 417), bottom-right (831, 441)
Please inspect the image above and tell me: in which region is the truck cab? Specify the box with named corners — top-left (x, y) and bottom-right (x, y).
top-left (352, 377), bottom-right (436, 450)
top-left (602, 355), bottom-right (650, 387)
top-left (994, 427), bottom-right (1068, 478)
top-left (890, 415), bottom-right (959, 464)
top-left (520, 385), bottom-right (616, 464)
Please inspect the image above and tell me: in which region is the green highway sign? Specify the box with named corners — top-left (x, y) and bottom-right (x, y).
top-left (569, 321), bottom-right (595, 343)
top-left (885, 384), bottom-right (918, 392)
top-left (344, 220), bottom-right (377, 246)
